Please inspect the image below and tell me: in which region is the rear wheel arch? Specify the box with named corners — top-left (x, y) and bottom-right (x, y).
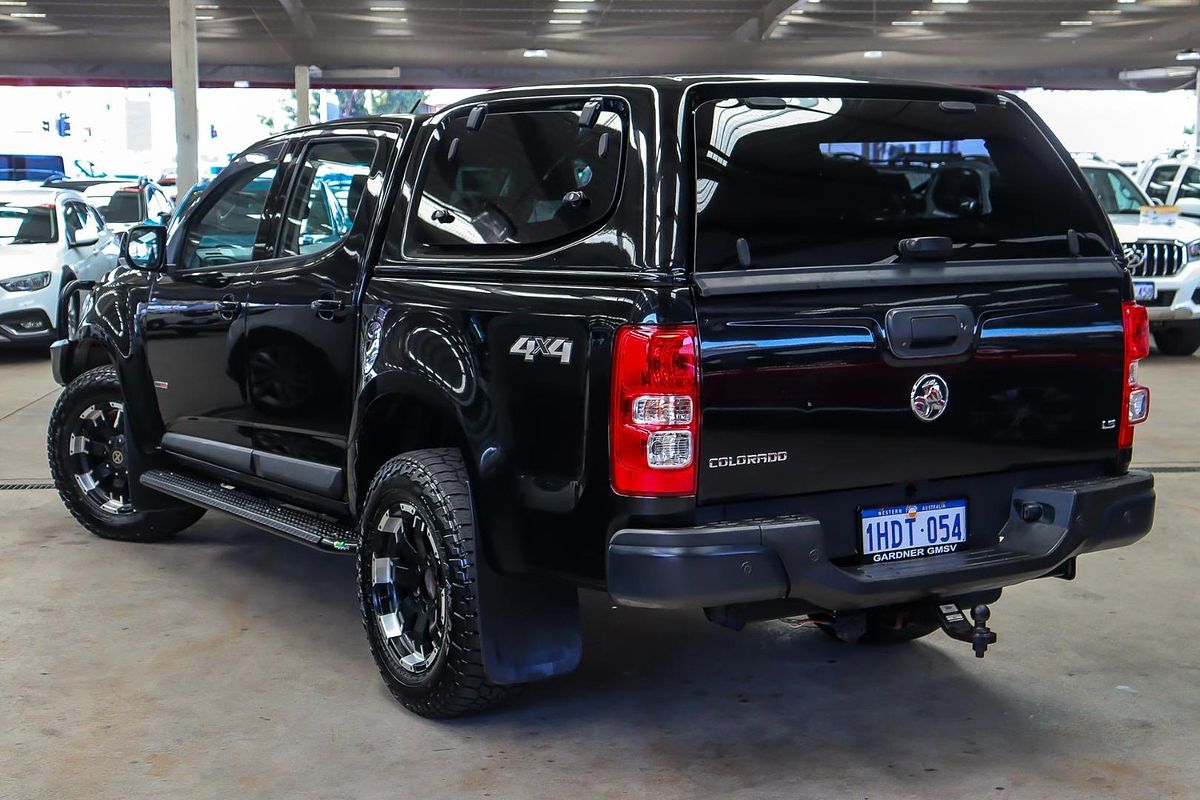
top-left (353, 390), bottom-right (471, 515)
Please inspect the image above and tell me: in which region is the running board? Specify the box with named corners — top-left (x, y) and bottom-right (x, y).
top-left (140, 469), bottom-right (359, 554)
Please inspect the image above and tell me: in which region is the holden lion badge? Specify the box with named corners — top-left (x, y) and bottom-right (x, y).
top-left (910, 374), bottom-right (949, 422)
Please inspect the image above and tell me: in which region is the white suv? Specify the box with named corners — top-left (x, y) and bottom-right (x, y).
top-left (1136, 156), bottom-right (1200, 218)
top-left (0, 185), bottom-right (118, 348)
top-left (1078, 157), bottom-right (1200, 356)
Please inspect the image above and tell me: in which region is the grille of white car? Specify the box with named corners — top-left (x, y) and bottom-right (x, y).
top-left (1126, 241), bottom-right (1187, 278)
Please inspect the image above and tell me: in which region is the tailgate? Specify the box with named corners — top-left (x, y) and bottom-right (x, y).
top-left (693, 264), bottom-right (1126, 504)
top-left (689, 85), bottom-right (1127, 505)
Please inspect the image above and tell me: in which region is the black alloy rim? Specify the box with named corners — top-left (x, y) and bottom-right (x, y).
top-left (68, 400), bottom-right (133, 515)
top-left (369, 502), bottom-right (450, 675)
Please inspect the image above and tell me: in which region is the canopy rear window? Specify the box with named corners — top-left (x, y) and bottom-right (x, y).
top-left (693, 95), bottom-right (1112, 271)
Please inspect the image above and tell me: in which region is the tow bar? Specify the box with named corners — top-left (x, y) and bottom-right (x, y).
top-left (938, 603), bottom-right (997, 658)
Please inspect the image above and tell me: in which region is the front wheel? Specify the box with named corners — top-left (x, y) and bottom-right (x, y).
top-left (1153, 322), bottom-right (1200, 357)
top-left (47, 365), bottom-right (204, 542)
top-left (357, 448), bottom-right (513, 718)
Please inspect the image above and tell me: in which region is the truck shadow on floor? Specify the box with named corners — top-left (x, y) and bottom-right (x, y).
top-left (150, 515), bottom-right (1088, 786)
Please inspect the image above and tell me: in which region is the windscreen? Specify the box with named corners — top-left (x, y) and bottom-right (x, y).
top-left (694, 95), bottom-right (1112, 271)
top-left (0, 203), bottom-right (58, 245)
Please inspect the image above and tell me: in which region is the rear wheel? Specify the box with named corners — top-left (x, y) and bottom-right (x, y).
top-left (357, 448), bottom-right (513, 718)
top-left (47, 365), bottom-right (203, 542)
top-left (816, 605), bottom-right (942, 645)
top-left (1153, 322), bottom-right (1200, 357)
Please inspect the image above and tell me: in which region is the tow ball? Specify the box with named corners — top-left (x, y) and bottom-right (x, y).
top-left (938, 603), bottom-right (997, 658)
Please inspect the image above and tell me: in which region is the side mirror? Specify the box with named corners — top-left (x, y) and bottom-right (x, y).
top-left (1177, 197), bottom-right (1200, 218)
top-left (122, 224), bottom-right (167, 272)
top-left (69, 230), bottom-right (100, 248)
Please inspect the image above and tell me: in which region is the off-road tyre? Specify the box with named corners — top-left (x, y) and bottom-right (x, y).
top-left (357, 448), bottom-right (514, 718)
top-left (1153, 323), bottom-right (1200, 357)
top-left (47, 365), bottom-right (204, 542)
top-left (817, 605), bottom-right (942, 646)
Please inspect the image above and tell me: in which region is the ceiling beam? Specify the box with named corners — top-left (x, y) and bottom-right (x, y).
top-left (276, 0), bottom-right (317, 40)
top-left (740, 0), bottom-right (797, 41)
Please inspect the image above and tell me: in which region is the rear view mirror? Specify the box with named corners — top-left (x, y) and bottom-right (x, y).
top-left (122, 224), bottom-right (167, 272)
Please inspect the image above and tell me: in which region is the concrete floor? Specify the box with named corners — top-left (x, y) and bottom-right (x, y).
top-left (1, 348), bottom-right (1198, 800)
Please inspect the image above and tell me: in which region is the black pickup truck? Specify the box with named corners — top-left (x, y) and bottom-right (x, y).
top-left (47, 76), bottom-right (1156, 718)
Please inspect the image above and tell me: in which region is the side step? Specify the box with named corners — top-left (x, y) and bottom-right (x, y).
top-left (140, 469), bottom-right (359, 554)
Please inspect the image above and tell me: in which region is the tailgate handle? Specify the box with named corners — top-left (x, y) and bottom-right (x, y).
top-left (911, 315), bottom-right (961, 346)
top-left (886, 305), bottom-right (974, 359)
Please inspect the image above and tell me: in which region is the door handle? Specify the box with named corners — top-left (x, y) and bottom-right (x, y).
top-left (217, 294), bottom-right (241, 321)
top-left (311, 298), bottom-right (347, 321)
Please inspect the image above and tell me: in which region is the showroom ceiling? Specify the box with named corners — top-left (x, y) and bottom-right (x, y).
top-left (0, 0), bottom-right (1198, 88)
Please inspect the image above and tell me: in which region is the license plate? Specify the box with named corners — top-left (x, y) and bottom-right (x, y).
top-left (860, 499), bottom-right (968, 562)
top-left (1134, 282), bottom-right (1157, 302)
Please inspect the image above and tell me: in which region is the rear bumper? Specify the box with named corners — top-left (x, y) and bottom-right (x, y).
top-left (607, 471), bottom-right (1155, 611)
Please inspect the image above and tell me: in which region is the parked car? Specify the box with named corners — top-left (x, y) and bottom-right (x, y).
top-left (1134, 155), bottom-right (1200, 217)
top-left (45, 178), bottom-right (175, 233)
top-left (0, 185), bottom-right (117, 347)
top-left (0, 152), bottom-right (67, 182)
top-left (1078, 156), bottom-right (1200, 355)
top-left (48, 76), bottom-right (1155, 718)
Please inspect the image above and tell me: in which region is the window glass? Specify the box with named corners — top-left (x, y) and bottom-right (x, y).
top-left (0, 202), bottom-right (58, 245)
top-left (87, 185), bottom-right (145, 224)
top-left (411, 101), bottom-right (624, 251)
top-left (69, 202), bottom-right (102, 242)
top-left (279, 139), bottom-right (377, 257)
top-left (1145, 165), bottom-right (1179, 203)
top-left (694, 95), bottom-right (1111, 271)
top-left (86, 205), bottom-right (106, 233)
top-left (1082, 167), bottom-right (1148, 215)
top-left (63, 202), bottom-right (86, 237)
top-left (179, 164), bottom-right (278, 270)
top-left (1177, 167), bottom-right (1200, 202)
top-left (148, 188), bottom-right (173, 220)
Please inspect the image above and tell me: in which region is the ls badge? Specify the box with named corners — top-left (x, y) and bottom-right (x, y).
top-left (510, 336), bottom-right (574, 365)
top-left (910, 374), bottom-right (949, 422)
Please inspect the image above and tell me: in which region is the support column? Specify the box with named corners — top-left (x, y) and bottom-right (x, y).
top-left (169, 0), bottom-right (200, 194)
top-left (1195, 74), bottom-right (1200, 158)
top-left (295, 65), bottom-right (312, 128)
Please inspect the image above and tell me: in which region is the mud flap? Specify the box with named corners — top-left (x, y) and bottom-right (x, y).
top-left (475, 550), bottom-right (582, 685)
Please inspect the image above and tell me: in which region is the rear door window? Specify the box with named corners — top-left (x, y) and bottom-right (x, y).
top-left (1145, 165), bottom-right (1179, 203)
top-left (694, 95), bottom-right (1113, 271)
top-left (408, 98), bottom-right (625, 255)
top-left (278, 138), bottom-right (377, 257)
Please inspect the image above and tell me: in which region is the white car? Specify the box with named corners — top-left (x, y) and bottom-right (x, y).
top-left (1134, 156), bottom-right (1200, 218)
top-left (1078, 158), bottom-right (1200, 356)
top-left (0, 185), bottom-right (118, 348)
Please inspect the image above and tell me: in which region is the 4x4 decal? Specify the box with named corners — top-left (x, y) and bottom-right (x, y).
top-left (509, 336), bottom-right (574, 365)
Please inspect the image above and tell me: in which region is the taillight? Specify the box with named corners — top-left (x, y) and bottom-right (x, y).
top-left (1120, 301), bottom-right (1150, 449)
top-left (611, 324), bottom-right (699, 496)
